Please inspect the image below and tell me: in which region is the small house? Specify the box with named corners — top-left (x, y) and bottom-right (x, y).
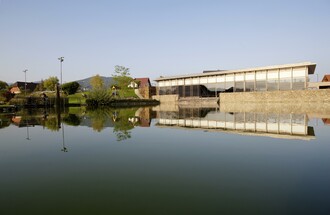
top-left (322, 75), bottom-right (330, 82)
top-left (10, 82), bottom-right (38, 94)
top-left (128, 78), bottom-right (151, 89)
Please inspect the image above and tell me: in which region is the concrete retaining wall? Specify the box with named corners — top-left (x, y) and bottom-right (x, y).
top-left (152, 95), bottom-right (178, 103)
top-left (220, 89), bottom-right (330, 103)
top-left (220, 89), bottom-right (330, 116)
top-left (178, 97), bottom-right (219, 107)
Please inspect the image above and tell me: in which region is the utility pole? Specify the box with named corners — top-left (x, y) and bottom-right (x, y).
top-left (58, 57), bottom-right (64, 86)
top-left (23, 69), bottom-right (28, 96)
top-left (58, 57), bottom-right (65, 109)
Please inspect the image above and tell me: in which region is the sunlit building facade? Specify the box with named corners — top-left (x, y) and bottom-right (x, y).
top-left (154, 62), bottom-right (316, 97)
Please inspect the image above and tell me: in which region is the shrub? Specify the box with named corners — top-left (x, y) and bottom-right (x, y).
top-left (87, 88), bottom-right (112, 106)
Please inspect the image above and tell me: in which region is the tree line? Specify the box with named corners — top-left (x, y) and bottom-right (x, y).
top-left (1, 65), bottom-right (134, 104)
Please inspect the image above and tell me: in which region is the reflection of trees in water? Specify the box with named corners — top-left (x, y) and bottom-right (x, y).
top-left (113, 126), bottom-right (131, 141)
top-left (112, 108), bottom-right (138, 141)
top-left (44, 117), bottom-right (60, 131)
top-left (62, 114), bottom-right (81, 126)
top-left (3, 107), bottom-right (152, 142)
top-left (86, 107), bottom-right (138, 140)
top-left (86, 108), bottom-right (112, 132)
top-left (0, 115), bottom-right (11, 129)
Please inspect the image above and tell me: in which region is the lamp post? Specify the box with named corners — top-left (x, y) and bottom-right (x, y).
top-left (23, 69), bottom-right (28, 96)
top-left (58, 57), bottom-right (64, 87)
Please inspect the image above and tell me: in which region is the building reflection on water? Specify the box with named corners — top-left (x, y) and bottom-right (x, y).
top-left (3, 106), bottom-right (329, 141)
top-left (156, 108), bottom-right (315, 140)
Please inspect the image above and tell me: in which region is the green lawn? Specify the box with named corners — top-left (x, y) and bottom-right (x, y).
top-left (117, 88), bottom-right (138, 98)
top-left (67, 89), bottom-right (138, 105)
top-left (67, 92), bottom-right (90, 104)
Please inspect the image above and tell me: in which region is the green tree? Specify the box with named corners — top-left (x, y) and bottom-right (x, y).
top-left (90, 74), bottom-right (104, 89)
top-left (62, 81), bottom-right (80, 95)
top-left (87, 75), bottom-right (111, 106)
top-left (35, 79), bottom-right (45, 92)
top-left (112, 65), bottom-right (133, 97)
top-left (0, 80), bottom-right (8, 90)
top-left (88, 88), bottom-right (111, 106)
top-left (43, 76), bottom-right (59, 91)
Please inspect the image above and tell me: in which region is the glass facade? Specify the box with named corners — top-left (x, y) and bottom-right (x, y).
top-left (279, 78), bottom-right (291, 90)
top-left (267, 79), bottom-right (278, 91)
top-left (235, 81), bottom-right (244, 92)
top-left (245, 81), bottom-right (254, 92)
top-left (157, 66), bottom-right (308, 97)
top-left (292, 77), bottom-right (305, 90)
top-left (256, 80), bottom-right (267, 91)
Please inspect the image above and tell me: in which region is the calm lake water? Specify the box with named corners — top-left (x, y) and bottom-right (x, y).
top-left (1, 106), bottom-right (330, 215)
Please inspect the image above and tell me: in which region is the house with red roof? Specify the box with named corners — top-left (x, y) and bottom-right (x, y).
top-left (322, 75), bottom-right (330, 82)
top-left (10, 81), bottom-right (38, 94)
top-left (128, 77), bottom-right (156, 99)
top-left (129, 78), bottom-right (151, 88)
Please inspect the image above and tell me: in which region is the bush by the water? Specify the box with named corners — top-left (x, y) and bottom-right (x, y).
top-left (86, 88), bottom-right (112, 106)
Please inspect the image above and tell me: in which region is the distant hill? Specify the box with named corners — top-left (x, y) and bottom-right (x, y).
top-left (75, 76), bottom-right (114, 91)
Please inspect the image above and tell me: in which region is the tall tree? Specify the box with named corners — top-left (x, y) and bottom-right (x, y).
top-left (35, 79), bottom-right (45, 92)
top-left (112, 65), bottom-right (133, 97)
top-left (43, 76), bottom-right (59, 91)
top-left (62, 81), bottom-right (80, 95)
top-left (90, 74), bottom-right (104, 89)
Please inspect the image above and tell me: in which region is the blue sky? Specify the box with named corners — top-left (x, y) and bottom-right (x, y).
top-left (0, 0), bottom-right (329, 83)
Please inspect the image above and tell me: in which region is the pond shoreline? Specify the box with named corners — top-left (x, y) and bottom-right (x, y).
top-left (1, 99), bottom-right (160, 113)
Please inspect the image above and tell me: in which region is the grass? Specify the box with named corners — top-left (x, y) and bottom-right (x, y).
top-left (117, 88), bottom-right (138, 98)
top-left (23, 89), bottom-right (138, 106)
top-left (67, 92), bottom-right (90, 104)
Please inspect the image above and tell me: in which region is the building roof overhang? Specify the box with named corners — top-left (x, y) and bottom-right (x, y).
top-left (154, 62), bottom-right (316, 82)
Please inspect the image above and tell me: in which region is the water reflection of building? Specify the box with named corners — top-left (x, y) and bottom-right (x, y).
top-left (11, 116), bottom-right (38, 127)
top-left (156, 108), bottom-right (315, 140)
top-left (322, 118), bottom-right (330, 125)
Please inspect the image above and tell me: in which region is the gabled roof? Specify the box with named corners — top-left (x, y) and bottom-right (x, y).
top-left (12, 81), bottom-right (38, 91)
top-left (135, 78), bottom-right (151, 87)
top-left (322, 75), bottom-right (330, 82)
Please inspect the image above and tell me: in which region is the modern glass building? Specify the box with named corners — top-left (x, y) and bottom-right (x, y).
top-left (154, 62), bottom-right (316, 97)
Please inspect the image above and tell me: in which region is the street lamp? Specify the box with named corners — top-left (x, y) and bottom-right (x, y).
top-left (23, 69), bottom-right (28, 96)
top-left (58, 57), bottom-right (64, 86)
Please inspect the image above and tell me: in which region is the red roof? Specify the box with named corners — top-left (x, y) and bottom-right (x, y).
top-left (322, 75), bottom-right (330, 82)
top-left (135, 78), bottom-right (151, 87)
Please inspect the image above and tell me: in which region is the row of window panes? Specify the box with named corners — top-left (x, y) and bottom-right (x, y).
top-left (159, 77), bottom-right (305, 89)
top-left (158, 77), bottom-right (305, 95)
top-left (158, 68), bottom-right (306, 87)
top-left (161, 111), bottom-right (306, 126)
top-left (159, 110), bottom-right (306, 125)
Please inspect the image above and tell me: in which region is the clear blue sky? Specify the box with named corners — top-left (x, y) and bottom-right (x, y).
top-left (1, 0), bottom-right (329, 84)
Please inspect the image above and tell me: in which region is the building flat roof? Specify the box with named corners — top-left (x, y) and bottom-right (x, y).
top-left (154, 62), bottom-right (316, 81)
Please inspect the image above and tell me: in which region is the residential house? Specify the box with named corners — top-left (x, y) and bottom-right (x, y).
top-left (128, 78), bottom-right (151, 88)
top-left (10, 81), bottom-right (38, 94)
top-left (322, 75), bottom-right (330, 82)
